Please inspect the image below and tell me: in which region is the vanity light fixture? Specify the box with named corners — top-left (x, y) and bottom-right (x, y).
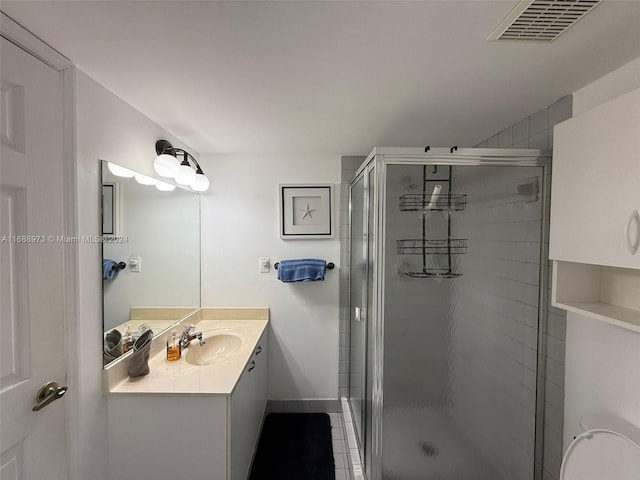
top-left (154, 139), bottom-right (210, 192)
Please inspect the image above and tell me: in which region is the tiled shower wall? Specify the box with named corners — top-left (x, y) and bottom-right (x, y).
top-left (475, 95), bottom-right (572, 480)
top-left (450, 164), bottom-right (547, 478)
top-left (475, 95), bottom-right (572, 152)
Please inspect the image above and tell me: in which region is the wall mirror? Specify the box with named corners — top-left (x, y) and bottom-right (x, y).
top-left (101, 160), bottom-right (200, 367)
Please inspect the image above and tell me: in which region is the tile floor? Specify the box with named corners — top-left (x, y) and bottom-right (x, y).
top-left (329, 412), bottom-right (352, 480)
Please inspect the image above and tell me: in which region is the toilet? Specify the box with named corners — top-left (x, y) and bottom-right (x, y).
top-left (560, 414), bottom-right (640, 480)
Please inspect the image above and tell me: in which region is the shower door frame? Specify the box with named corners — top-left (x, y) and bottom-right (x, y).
top-left (348, 160), bottom-right (378, 471)
top-left (350, 147), bottom-right (551, 480)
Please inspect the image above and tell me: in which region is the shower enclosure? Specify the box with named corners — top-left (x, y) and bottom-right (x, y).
top-left (347, 147), bottom-right (550, 480)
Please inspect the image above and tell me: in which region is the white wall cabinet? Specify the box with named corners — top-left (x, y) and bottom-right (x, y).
top-left (550, 88), bottom-right (640, 268)
top-left (107, 331), bottom-right (268, 480)
top-left (550, 88), bottom-right (640, 333)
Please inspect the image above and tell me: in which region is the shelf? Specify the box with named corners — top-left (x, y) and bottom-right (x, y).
top-left (396, 238), bottom-right (468, 255)
top-left (404, 270), bottom-right (462, 279)
top-left (552, 260), bottom-right (640, 334)
top-left (399, 193), bottom-right (466, 212)
top-left (554, 300), bottom-right (640, 333)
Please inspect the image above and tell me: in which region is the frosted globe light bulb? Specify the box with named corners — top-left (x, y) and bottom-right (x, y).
top-left (175, 164), bottom-right (197, 186)
top-left (154, 154), bottom-right (180, 178)
top-left (155, 181), bottom-right (176, 192)
top-left (191, 174), bottom-right (210, 192)
top-left (107, 162), bottom-right (136, 178)
top-left (134, 173), bottom-right (158, 186)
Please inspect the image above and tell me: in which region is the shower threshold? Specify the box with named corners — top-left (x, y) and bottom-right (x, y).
top-left (341, 397), bottom-right (366, 480)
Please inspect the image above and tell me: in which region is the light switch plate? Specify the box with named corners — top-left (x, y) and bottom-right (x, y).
top-left (259, 257), bottom-right (270, 273)
top-left (129, 255), bottom-right (141, 272)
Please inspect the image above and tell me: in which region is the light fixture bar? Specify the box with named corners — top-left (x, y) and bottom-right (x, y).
top-left (154, 139), bottom-right (210, 192)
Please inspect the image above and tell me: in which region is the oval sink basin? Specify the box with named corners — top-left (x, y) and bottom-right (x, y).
top-left (184, 330), bottom-right (246, 366)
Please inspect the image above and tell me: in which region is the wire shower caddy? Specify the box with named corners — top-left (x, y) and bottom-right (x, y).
top-left (397, 160), bottom-right (467, 279)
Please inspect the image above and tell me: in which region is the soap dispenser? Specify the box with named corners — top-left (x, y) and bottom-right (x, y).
top-left (122, 324), bottom-right (134, 353)
top-left (166, 329), bottom-right (181, 361)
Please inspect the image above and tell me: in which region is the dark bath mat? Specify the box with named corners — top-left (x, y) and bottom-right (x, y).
top-left (249, 413), bottom-right (336, 480)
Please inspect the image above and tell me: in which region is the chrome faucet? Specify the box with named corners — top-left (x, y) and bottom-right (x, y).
top-left (179, 324), bottom-right (205, 350)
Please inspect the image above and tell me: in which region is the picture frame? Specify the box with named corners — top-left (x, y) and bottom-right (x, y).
top-left (102, 182), bottom-right (120, 236)
top-left (279, 184), bottom-right (334, 239)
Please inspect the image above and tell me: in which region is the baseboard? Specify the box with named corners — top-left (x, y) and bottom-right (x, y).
top-left (266, 399), bottom-right (340, 413)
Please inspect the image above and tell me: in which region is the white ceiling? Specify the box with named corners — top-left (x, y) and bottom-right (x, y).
top-left (3, 1), bottom-right (640, 155)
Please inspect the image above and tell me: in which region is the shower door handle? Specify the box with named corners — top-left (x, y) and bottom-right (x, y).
top-left (354, 306), bottom-right (363, 322)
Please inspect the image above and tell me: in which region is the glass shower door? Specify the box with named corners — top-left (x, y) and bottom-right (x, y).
top-left (349, 173), bottom-right (367, 458)
top-left (381, 162), bottom-right (545, 480)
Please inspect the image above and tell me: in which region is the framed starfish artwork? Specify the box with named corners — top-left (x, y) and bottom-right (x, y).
top-left (279, 184), bottom-right (334, 239)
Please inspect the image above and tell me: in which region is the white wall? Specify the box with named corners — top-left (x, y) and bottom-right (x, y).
top-left (572, 57), bottom-right (640, 116)
top-left (562, 56), bottom-right (640, 451)
top-left (74, 69), bottom-right (198, 480)
top-left (199, 153), bottom-right (341, 400)
top-left (564, 314), bottom-right (640, 447)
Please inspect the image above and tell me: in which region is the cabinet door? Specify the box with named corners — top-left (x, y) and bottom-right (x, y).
top-left (230, 331), bottom-right (268, 480)
top-left (108, 395), bottom-right (228, 480)
top-left (550, 88), bottom-right (640, 268)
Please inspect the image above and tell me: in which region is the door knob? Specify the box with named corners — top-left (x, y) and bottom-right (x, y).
top-left (32, 381), bottom-right (67, 412)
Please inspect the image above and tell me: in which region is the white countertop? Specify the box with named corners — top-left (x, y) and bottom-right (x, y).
top-left (106, 309), bottom-right (269, 396)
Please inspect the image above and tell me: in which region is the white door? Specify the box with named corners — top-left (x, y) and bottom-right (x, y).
top-left (1, 37), bottom-right (68, 479)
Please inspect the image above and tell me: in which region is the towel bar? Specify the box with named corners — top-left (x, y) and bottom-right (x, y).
top-left (274, 262), bottom-right (335, 270)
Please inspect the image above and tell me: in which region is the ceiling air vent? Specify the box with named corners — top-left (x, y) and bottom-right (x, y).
top-left (488, 0), bottom-right (602, 42)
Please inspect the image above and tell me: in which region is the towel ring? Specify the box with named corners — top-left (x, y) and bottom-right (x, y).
top-left (274, 262), bottom-right (335, 270)
top-left (116, 262), bottom-right (126, 270)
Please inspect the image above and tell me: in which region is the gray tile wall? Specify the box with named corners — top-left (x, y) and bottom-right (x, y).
top-left (450, 163), bottom-right (549, 478)
top-left (476, 95), bottom-right (572, 151)
top-left (476, 95), bottom-right (572, 480)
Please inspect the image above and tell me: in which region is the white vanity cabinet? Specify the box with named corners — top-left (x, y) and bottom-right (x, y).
top-left (550, 88), bottom-right (640, 333)
top-left (230, 330), bottom-right (268, 480)
top-left (106, 329), bottom-right (268, 480)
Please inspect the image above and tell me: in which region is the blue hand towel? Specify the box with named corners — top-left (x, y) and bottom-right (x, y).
top-left (102, 259), bottom-right (120, 280)
top-left (277, 259), bottom-right (327, 283)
